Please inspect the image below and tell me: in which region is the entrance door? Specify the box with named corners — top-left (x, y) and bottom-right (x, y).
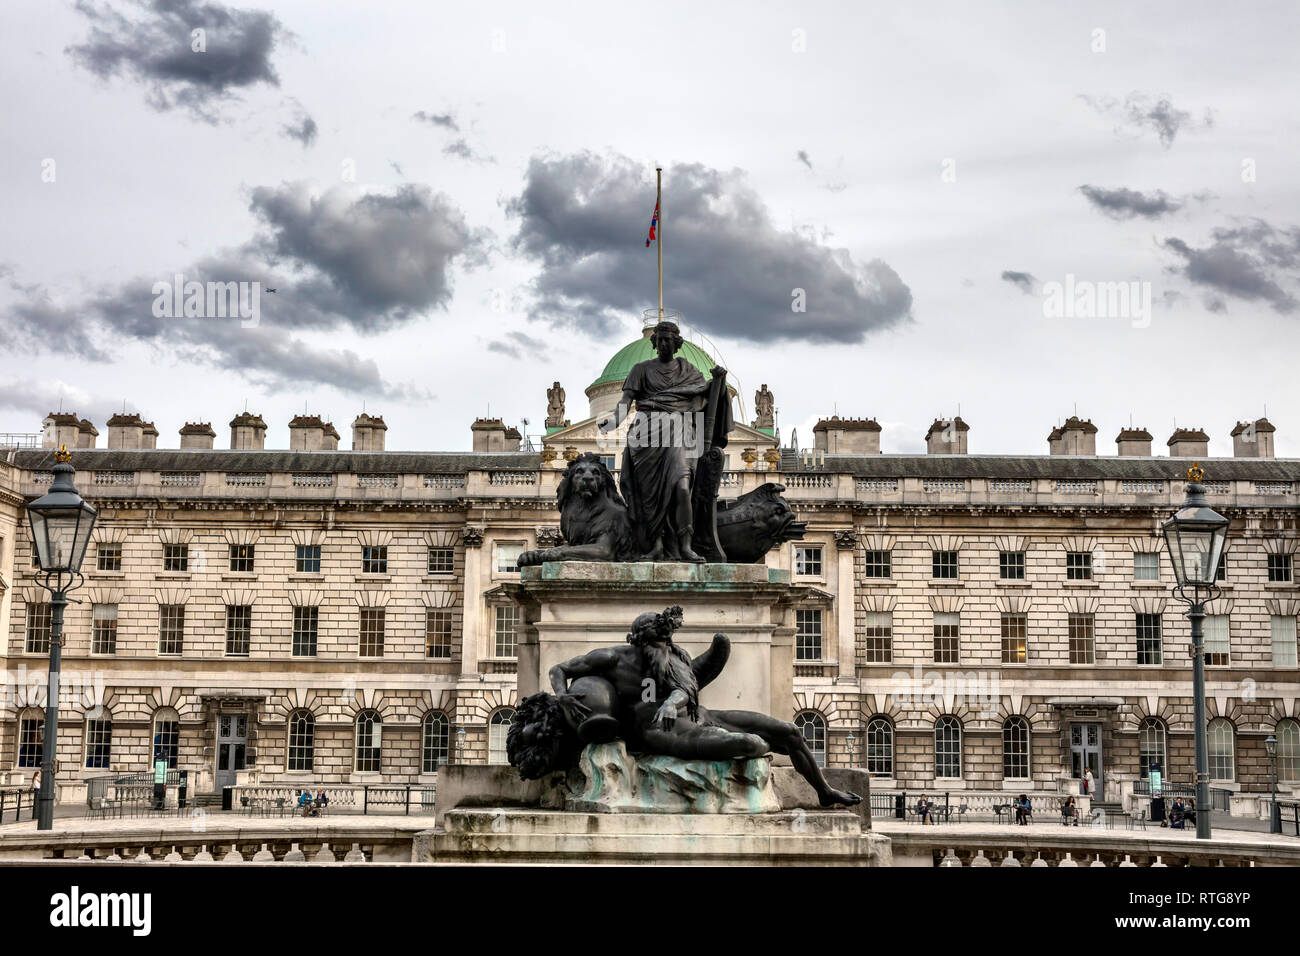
top-left (215, 715), bottom-right (247, 792)
top-left (1069, 722), bottom-right (1103, 798)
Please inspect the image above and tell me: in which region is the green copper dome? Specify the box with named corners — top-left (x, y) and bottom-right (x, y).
top-left (589, 330), bottom-right (718, 390)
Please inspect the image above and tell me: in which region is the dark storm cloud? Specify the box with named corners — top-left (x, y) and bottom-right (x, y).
top-left (1161, 218), bottom-right (1300, 314)
top-left (1078, 185), bottom-right (1184, 220)
top-left (67, 0), bottom-right (289, 122)
top-left (487, 330), bottom-right (549, 360)
top-left (0, 182), bottom-right (487, 392)
top-left (1080, 92), bottom-right (1212, 148)
top-left (282, 110), bottom-right (317, 147)
top-left (1000, 271), bottom-right (1037, 294)
top-left (412, 110), bottom-right (459, 130)
top-left (505, 151), bottom-right (912, 342)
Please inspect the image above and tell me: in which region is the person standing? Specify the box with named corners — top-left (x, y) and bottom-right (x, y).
top-left (1085, 768), bottom-right (1096, 801)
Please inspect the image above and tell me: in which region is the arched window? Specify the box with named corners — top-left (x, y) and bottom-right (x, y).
top-left (1208, 718), bottom-right (1235, 781)
top-left (355, 710), bottom-right (382, 773)
top-left (865, 717), bottom-right (893, 777)
top-left (152, 707), bottom-right (179, 769)
top-left (1139, 717), bottom-right (1166, 778)
top-left (1002, 716), bottom-right (1030, 779)
top-left (795, 711), bottom-right (827, 768)
top-left (488, 709), bottom-right (515, 765)
top-left (1276, 719), bottom-right (1300, 783)
top-left (935, 716), bottom-right (962, 779)
top-left (422, 712), bottom-right (450, 772)
top-left (85, 718), bottom-right (112, 769)
top-left (286, 710), bottom-right (315, 772)
top-left (16, 708), bottom-right (43, 769)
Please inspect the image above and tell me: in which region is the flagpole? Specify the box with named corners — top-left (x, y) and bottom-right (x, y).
top-left (656, 166), bottom-right (663, 320)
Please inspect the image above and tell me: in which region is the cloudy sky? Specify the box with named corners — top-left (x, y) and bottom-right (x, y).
top-left (2, 1), bottom-right (1298, 457)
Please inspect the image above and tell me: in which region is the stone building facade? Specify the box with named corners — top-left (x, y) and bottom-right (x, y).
top-left (1, 337), bottom-right (1297, 808)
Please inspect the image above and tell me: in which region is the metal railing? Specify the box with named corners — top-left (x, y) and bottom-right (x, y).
top-left (0, 787), bottom-right (37, 823)
top-left (1132, 780), bottom-right (1233, 811)
top-left (231, 783), bottom-right (435, 815)
top-left (86, 770), bottom-right (190, 815)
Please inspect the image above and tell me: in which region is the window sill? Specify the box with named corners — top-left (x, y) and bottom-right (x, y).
top-left (928, 579), bottom-right (964, 587)
top-left (288, 573), bottom-right (323, 581)
top-left (155, 572), bottom-right (191, 581)
top-left (793, 575), bottom-right (828, 586)
top-left (994, 579), bottom-right (1030, 588)
top-left (422, 575), bottom-right (457, 583)
top-left (859, 578), bottom-right (895, 587)
top-left (1129, 580), bottom-right (1165, 588)
top-left (1062, 580), bottom-right (1098, 588)
top-left (355, 575), bottom-right (392, 583)
top-left (222, 573), bottom-right (257, 581)
top-left (92, 571), bottom-right (125, 578)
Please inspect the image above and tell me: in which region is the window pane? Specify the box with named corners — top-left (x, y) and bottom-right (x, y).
top-left (426, 609), bottom-right (453, 658)
top-left (158, 604), bottom-right (185, 655)
top-left (1066, 552), bottom-right (1092, 580)
top-left (932, 551), bottom-right (958, 579)
top-left (427, 547), bottom-right (454, 574)
top-left (359, 608), bottom-right (385, 657)
top-left (1002, 717), bottom-right (1029, 779)
top-left (1203, 615), bottom-right (1230, 666)
top-left (795, 609), bottom-right (823, 661)
top-left (494, 605), bottom-right (519, 658)
top-left (295, 545), bottom-right (321, 574)
top-left (496, 544), bottom-right (523, 573)
top-left (999, 551), bottom-right (1025, 579)
top-left (361, 545), bottom-right (388, 574)
top-left (292, 606), bottom-right (319, 657)
top-left (794, 546), bottom-right (822, 576)
top-left (1208, 719), bottom-right (1234, 781)
top-left (85, 719), bottom-right (112, 769)
top-left (1139, 718), bottom-right (1166, 778)
top-left (1136, 613), bottom-right (1162, 665)
top-left (1278, 720), bottom-right (1300, 783)
top-left (861, 611), bottom-right (892, 664)
top-left (1000, 613), bottom-right (1027, 664)
top-left (92, 604), bottom-right (118, 655)
top-left (25, 604), bottom-right (52, 654)
top-left (933, 612), bottom-right (960, 663)
top-left (225, 605), bottom-right (251, 655)
top-left (229, 544), bottom-right (255, 572)
top-left (863, 550), bottom-right (891, 579)
top-left (287, 711), bottom-right (314, 771)
top-left (866, 718), bottom-right (893, 776)
top-left (795, 712), bottom-right (826, 768)
top-left (488, 710), bottom-right (515, 765)
top-left (422, 712), bottom-right (449, 772)
top-left (1272, 616), bottom-right (1298, 667)
top-left (1133, 552), bottom-right (1160, 581)
top-left (935, 717), bottom-right (961, 778)
top-left (1068, 613), bottom-right (1095, 664)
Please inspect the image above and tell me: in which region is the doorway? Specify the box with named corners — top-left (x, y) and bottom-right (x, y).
top-left (215, 714), bottom-right (247, 792)
top-left (1069, 722), bottom-right (1104, 799)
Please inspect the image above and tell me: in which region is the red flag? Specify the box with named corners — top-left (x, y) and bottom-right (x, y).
top-left (645, 201), bottom-right (659, 247)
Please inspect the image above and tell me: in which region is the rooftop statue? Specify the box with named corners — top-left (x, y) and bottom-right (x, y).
top-left (508, 606), bottom-right (861, 808)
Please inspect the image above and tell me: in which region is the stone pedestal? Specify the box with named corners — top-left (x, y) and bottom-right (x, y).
top-left (506, 562), bottom-right (809, 718)
top-left (419, 808), bottom-right (891, 866)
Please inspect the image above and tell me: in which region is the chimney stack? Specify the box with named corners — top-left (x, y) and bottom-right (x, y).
top-left (41, 412), bottom-right (82, 449)
top-left (179, 422), bottom-right (216, 450)
top-left (141, 421), bottom-right (158, 449)
top-left (288, 415), bottom-right (339, 451)
top-left (1167, 427), bottom-right (1210, 458)
top-left (76, 418), bottom-right (98, 449)
top-left (471, 417), bottom-right (509, 452)
top-left (1115, 427), bottom-right (1153, 456)
top-left (230, 412), bottom-right (267, 450)
top-left (352, 413), bottom-right (387, 451)
top-left (813, 416), bottom-right (882, 454)
top-left (925, 417), bottom-right (969, 455)
top-left (1231, 418), bottom-right (1275, 458)
top-left (1049, 416), bottom-right (1097, 455)
top-left (106, 412), bottom-right (146, 450)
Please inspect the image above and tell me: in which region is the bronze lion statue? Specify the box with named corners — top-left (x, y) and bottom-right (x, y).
top-left (517, 452), bottom-right (637, 567)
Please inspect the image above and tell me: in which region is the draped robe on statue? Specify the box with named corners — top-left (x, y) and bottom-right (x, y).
top-left (618, 357), bottom-right (729, 557)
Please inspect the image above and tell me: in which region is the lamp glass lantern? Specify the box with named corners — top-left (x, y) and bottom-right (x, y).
top-left (26, 455), bottom-right (98, 574)
top-left (1265, 734), bottom-right (1277, 758)
top-left (1160, 483), bottom-right (1229, 589)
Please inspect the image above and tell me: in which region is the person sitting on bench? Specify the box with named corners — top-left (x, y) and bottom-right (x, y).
top-left (916, 795), bottom-right (933, 824)
top-left (1061, 795), bottom-right (1079, 825)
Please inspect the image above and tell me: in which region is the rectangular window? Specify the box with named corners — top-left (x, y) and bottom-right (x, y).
top-left (1066, 551), bottom-right (1092, 580)
top-left (1133, 552), bottom-right (1160, 581)
top-left (1068, 613), bottom-right (1095, 664)
top-left (85, 719), bottom-right (112, 769)
top-left (97, 542), bottom-right (122, 572)
top-left (229, 544), bottom-right (255, 573)
top-left (91, 604), bottom-right (118, 655)
top-left (493, 605), bottom-right (520, 658)
top-left (861, 611), bottom-right (892, 664)
top-left (359, 608), bottom-right (386, 657)
top-left (1136, 613), bottom-right (1163, 665)
top-left (932, 550), bottom-right (958, 579)
top-left (1216, 553), bottom-right (1227, 581)
top-left (933, 612), bottom-right (960, 663)
top-left (794, 546), bottom-right (823, 576)
top-left (1268, 553), bottom-right (1293, 583)
top-left (225, 605), bottom-right (251, 656)
top-left (361, 545), bottom-right (388, 574)
top-left (1000, 613), bottom-right (1027, 663)
top-left (18, 716), bottom-right (43, 768)
top-left (1272, 616), bottom-right (1298, 667)
top-left (162, 543), bottom-right (189, 572)
top-left (292, 606), bottom-right (319, 657)
top-left (999, 551), bottom-right (1026, 580)
top-left (795, 609), bottom-right (823, 661)
top-left (427, 547), bottom-right (455, 575)
top-left (862, 550), bottom-right (891, 579)
top-left (295, 545), bottom-right (321, 574)
top-left (25, 603), bottom-right (52, 654)
top-left (1204, 615), bottom-right (1231, 666)
top-left (599, 455), bottom-right (616, 472)
top-left (496, 544), bottom-right (523, 574)
top-left (158, 604), bottom-right (185, 655)
top-left (426, 609), bottom-right (453, 659)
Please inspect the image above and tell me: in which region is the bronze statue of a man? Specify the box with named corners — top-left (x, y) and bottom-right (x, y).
top-left (597, 321), bottom-right (729, 562)
top-left (509, 606), bottom-right (861, 808)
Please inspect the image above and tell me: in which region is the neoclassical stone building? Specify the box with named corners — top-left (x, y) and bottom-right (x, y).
top-left (1, 330), bottom-right (1298, 811)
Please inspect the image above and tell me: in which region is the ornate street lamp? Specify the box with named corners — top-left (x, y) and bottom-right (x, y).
top-left (25, 446), bottom-right (97, 830)
top-left (1265, 734), bottom-right (1280, 834)
top-left (456, 725), bottom-right (468, 763)
top-left (1160, 463), bottom-right (1229, 841)
top-left (846, 730), bottom-right (857, 768)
